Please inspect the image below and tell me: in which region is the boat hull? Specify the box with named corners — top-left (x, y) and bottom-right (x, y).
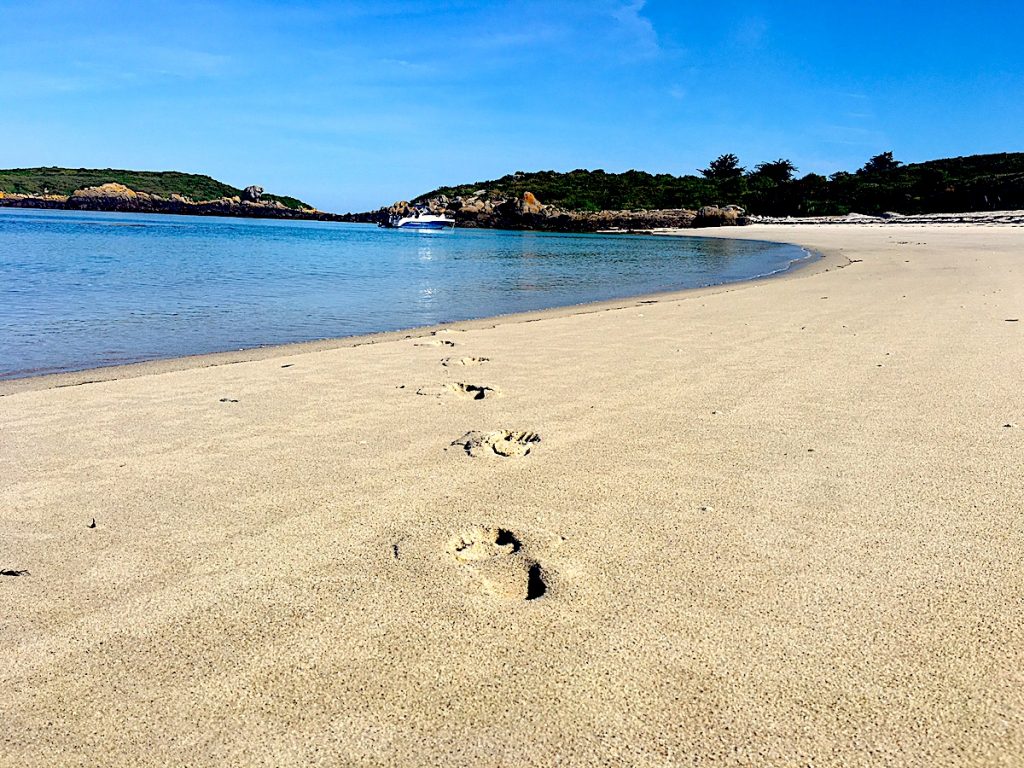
top-left (396, 221), bottom-right (454, 230)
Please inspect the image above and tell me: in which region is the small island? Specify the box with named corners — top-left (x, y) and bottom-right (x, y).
top-left (0, 167), bottom-right (349, 222)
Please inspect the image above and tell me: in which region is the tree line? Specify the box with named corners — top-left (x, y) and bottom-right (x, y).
top-left (417, 152), bottom-right (1024, 216)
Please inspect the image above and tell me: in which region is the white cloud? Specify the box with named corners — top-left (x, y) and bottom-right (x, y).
top-left (609, 1), bottom-right (660, 58)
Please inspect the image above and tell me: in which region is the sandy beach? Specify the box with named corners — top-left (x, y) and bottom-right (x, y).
top-left (1, 224), bottom-right (1022, 766)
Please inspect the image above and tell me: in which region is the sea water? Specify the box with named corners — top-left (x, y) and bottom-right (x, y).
top-left (0, 208), bottom-right (810, 379)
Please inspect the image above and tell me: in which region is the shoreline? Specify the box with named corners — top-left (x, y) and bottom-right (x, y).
top-left (0, 237), bottom-right (837, 397)
top-left (0, 194), bottom-right (354, 223)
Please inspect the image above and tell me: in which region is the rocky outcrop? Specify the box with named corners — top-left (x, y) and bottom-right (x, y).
top-left (66, 183), bottom-right (178, 212)
top-left (0, 192), bottom-right (67, 210)
top-left (1, 184), bottom-right (349, 222)
top-left (68, 182), bottom-right (143, 203)
top-left (693, 204), bottom-right (746, 227)
top-left (370, 190), bottom-right (745, 232)
top-left (519, 191), bottom-right (543, 214)
top-left (385, 200), bottom-right (416, 220)
top-left (1, 183), bottom-right (749, 231)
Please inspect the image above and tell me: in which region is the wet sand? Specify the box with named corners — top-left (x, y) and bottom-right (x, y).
top-left (1, 224), bottom-right (1022, 766)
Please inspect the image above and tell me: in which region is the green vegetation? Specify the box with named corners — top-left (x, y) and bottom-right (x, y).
top-left (417, 169), bottom-right (713, 212)
top-left (262, 194), bottom-right (311, 210)
top-left (0, 167), bottom-right (311, 209)
top-left (415, 152), bottom-right (1024, 216)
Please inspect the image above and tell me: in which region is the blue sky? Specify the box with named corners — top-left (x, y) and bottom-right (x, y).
top-left (1, 1), bottom-right (1022, 211)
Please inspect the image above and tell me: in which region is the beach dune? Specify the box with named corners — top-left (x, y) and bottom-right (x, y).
top-left (1, 225), bottom-right (1022, 766)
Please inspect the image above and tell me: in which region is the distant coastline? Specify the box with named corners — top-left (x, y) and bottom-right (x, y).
top-left (0, 189), bottom-right (357, 223)
top-left (0, 185), bottom-right (362, 224)
top-left (0, 186), bottom-right (740, 231)
top-left (5, 150), bottom-right (1023, 232)
top-left (0, 167), bottom-right (362, 224)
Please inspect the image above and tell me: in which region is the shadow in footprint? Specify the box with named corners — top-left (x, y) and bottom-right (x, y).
top-left (526, 563), bottom-right (547, 600)
top-left (451, 526), bottom-right (521, 558)
top-left (452, 383), bottom-right (496, 400)
top-left (442, 356), bottom-right (489, 367)
top-left (451, 430), bottom-right (540, 457)
top-left (1, 569), bottom-right (29, 577)
top-left (417, 383), bottom-right (498, 400)
top-left (448, 526), bottom-right (547, 601)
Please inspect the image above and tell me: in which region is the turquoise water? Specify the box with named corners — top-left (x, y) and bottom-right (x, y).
top-left (0, 208), bottom-right (810, 379)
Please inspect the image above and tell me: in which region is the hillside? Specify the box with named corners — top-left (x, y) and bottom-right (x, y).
top-left (0, 167), bottom-right (310, 210)
top-left (413, 152), bottom-right (1024, 217)
top-left (416, 169), bottom-right (712, 212)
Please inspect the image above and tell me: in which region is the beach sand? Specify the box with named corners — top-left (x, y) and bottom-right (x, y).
top-left (1, 224), bottom-right (1022, 766)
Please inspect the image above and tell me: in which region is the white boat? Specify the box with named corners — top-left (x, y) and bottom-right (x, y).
top-left (393, 212), bottom-right (455, 230)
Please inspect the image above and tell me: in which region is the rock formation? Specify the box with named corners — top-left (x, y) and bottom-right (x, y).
top-left (2, 184), bottom-right (340, 222)
top-left (367, 190), bottom-right (746, 232)
top-left (2, 181), bottom-right (748, 232)
top-left (66, 183), bottom-right (157, 211)
top-left (693, 205), bottom-right (746, 227)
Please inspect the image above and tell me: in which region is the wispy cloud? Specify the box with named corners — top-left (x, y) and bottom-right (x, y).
top-left (427, 2), bottom-right (661, 63)
top-left (0, 40), bottom-right (232, 95)
top-left (609, 1), bottom-right (660, 58)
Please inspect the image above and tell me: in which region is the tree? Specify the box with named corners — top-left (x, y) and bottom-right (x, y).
top-left (791, 173), bottom-right (832, 215)
top-left (742, 159), bottom-right (800, 215)
top-left (750, 159), bottom-right (798, 185)
top-left (699, 154), bottom-right (745, 181)
top-left (859, 151), bottom-right (902, 174)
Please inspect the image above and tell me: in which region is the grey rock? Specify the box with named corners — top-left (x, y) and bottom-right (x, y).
top-left (242, 185), bottom-right (264, 202)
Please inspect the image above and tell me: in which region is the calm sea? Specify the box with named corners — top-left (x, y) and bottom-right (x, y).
top-left (0, 208), bottom-right (810, 379)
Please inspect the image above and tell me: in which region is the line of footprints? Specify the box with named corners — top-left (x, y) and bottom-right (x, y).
top-left (409, 332), bottom-right (550, 601)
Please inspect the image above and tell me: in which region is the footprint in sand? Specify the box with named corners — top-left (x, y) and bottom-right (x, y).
top-left (1, 569), bottom-right (29, 577)
top-left (450, 430), bottom-right (540, 457)
top-left (442, 356), bottom-right (489, 367)
top-left (447, 526), bottom-right (547, 600)
top-left (414, 338), bottom-right (456, 347)
top-left (416, 383), bottom-right (499, 400)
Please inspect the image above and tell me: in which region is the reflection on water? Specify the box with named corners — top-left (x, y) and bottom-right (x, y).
top-left (417, 285), bottom-right (437, 307)
top-left (0, 208), bottom-right (809, 379)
